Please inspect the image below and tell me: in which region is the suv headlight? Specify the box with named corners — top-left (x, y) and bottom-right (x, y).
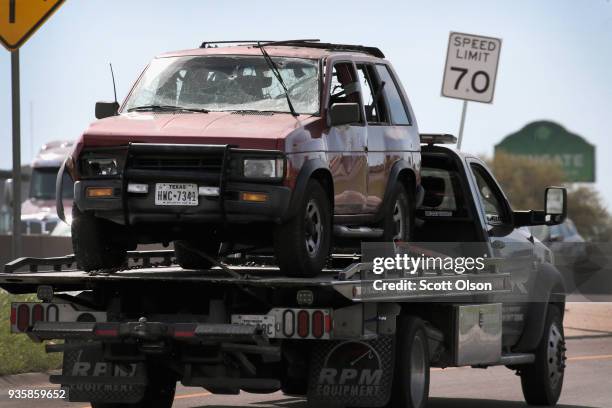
top-left (85, 158), bottom-right (119, 176)
top-left (243, 158), bottom-right (284, 179)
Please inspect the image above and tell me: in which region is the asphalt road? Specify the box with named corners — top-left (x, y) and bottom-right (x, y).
top-left (1, 334), bottom-right (610, 408)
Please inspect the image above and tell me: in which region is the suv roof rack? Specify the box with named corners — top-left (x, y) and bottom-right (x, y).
top-left (200, 40), bottom-right (278, 48)
top-left (420, 133), bottom-right (458, 145)
top-left (199, 39), bottom-right (385, 58)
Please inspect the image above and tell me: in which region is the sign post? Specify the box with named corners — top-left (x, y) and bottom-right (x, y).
top-left (441, 32), bottom-right (502, 149)
top-left (11, 49), bottom-right (21, 258)
top-left (1, 0), bottom-right (65, 258)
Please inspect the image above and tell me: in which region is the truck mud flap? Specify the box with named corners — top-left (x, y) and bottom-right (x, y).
top-left (55, 342), bottom-right (147, 403)
top-left (307, 336), bottom-right (395, 407)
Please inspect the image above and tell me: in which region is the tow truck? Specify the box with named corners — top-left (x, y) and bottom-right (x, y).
top-left (1, 135), bottom-right (568, 408)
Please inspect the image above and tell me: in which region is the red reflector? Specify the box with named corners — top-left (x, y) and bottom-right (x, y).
top-left (174, 331), bottom-right (195, 338)
top-left (325, 314), bottom-right (332, 333)
top-left (17, 304), bottom-right (30, 332)
top-left (94, 328), bottom-right (119, 337)
top-left (10, 307), bottom-right (16, 325)
top-left (312, 311), bottom-right (324, 338)
top-left (297, 310), bottom-right (309, 338)
top-left (32, 305), bottom-right (44, 324)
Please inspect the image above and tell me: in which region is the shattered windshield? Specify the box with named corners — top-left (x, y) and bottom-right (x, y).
top-left (124, 55), bottom-right (320, 115)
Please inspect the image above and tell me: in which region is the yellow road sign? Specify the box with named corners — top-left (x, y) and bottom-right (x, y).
top-left (0, 0), bottom-right (65, 51)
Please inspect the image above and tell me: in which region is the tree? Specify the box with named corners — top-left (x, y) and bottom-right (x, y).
top-left (485, 152), bottom-right (611, 242)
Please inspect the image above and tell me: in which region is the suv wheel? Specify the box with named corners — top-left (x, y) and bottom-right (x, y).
top-left (274, 179), bottom-right (331, 277)
top-left (382, 183), bottom-right (413, 242)
top-left (72, 207), bottom-right (127, 272)
top-left (174, 239), bottom-right (221, 270)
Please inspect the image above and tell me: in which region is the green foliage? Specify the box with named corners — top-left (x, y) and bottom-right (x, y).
top-left (487, 152), bottom-right (565, 210)
top-left (0, 290), bottom-right (62, 375)
top-left (486, 152), bottom-right (611, 242)
top-left (567, 187), bottom-right (612, 242)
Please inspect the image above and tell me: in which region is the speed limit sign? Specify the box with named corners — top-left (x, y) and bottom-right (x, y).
top-left (442, 32), bottom-right (502, 103)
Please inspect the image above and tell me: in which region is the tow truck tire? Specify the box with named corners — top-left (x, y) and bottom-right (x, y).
top-left (520, 304), bottom-right (566, 406)
top-left (381, 183), bottom-right (413, 242)
top-left (389, 316), bottom-right (430, 408)
top-left (91, 368), bottom-right (176, 408)
top-left (274, 179), bottom-right (331, 277)
top-left (72, 207), bottom-right (127, 271)
top-left (174, 239), bottom-right (221, 270)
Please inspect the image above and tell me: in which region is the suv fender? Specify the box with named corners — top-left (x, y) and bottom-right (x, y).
top-left (377, 160), bottom-right (422, 221)
top-left (284, 159), bottom-right (333, 222)
top-left (514, 262), bottom-right (566, 353)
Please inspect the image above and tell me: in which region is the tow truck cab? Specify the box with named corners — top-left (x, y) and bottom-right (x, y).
top-left (4, 134), bottom-right (568, 408)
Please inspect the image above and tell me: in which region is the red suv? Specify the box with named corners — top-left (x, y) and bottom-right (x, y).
top-left (59, 40), bottom-right (422, 276)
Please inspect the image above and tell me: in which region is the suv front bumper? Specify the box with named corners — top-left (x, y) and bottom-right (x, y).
top-left (74, 179), bottom-right (292, 225)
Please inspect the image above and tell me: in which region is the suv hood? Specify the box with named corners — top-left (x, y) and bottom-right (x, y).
top-left (80, 111), bottom-right (317, 151)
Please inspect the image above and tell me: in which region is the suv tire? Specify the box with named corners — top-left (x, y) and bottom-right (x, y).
top-left (520, 304), bottom-right (566, 406)
top-left (174, 239), bottom-right (221, 270)
top-left (72, 207), bottom-right (127, 272)
top-left (274, 179), bottom-right (331, 277)
top-left (381, 183), bottom-right (413, 242)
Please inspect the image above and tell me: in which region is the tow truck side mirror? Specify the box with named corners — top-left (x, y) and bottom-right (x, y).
top-left (328, 103), bottom-right (360, 127)
top-left (3, 178), bottom-right (13, 208)
top-left (545, 187), bottom-right (567, 225)
top-left (95, 101), bottom-right (120, 119)
top-left (513, 186), bottom-right (567, 227)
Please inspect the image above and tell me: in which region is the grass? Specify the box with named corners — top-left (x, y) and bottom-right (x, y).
top-left (0, 289), bottom-right (62, 376)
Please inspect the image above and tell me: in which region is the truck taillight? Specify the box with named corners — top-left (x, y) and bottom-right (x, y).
top-left (312, 310), bottom-right (324, 338)
top-left (17, 304), bottom-right (30, 332)
top-left (10, 302), bottom-right (107, 334)
top-left (32, 304), bottom-right (44, 324)
top-left (283, 310), bottom-right (295, 337)
top-left (297, 310), bottom-right (309, 338)
top-left (233, 308), bottom-right (332, 340)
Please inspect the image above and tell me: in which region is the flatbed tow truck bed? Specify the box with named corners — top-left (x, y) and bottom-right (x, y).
top-left (0, 249), bottom-right (511, 302)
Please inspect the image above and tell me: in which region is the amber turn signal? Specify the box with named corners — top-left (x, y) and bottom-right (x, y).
top-left (240, 192), bottom-right (268, 202)
top-left (86, 187), bottom-right (114, 198)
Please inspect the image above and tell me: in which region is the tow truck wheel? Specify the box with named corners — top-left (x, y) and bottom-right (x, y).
top-left (91, 367), bottom-right (176, 408)
top-left (389, 316), bottom-right (430, 408)
top-left (520, 304), bottom-right (566, 406)
top-left (72, 207), bottom-right (127, 271)
top-left (382, 183), bottom-right (413, 242)
top-left (274, 179), bottom-right (331, 277)
top-left (174, 239), bottom-right (221, 270)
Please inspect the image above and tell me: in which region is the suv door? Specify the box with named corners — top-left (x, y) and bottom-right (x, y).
top-left (325, 61), bottom-right (368, 214)
top-left (363, 64), bottom-right (416, 213)
top-left (355, 63), bottom-right (389, 213)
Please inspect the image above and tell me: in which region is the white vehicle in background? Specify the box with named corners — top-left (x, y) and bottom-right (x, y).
top-left (4, 140), bottom-right (74, 235)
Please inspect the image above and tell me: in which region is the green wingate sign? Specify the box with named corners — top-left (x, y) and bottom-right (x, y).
top-left (494, 121), bottom-right (596, 182)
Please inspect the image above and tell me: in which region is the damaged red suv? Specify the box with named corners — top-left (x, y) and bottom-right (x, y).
top-left (58, 40), bottom-right (422, 276)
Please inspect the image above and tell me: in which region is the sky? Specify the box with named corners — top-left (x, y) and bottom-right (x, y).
top-left (0, 0), bottom-right (611, 206)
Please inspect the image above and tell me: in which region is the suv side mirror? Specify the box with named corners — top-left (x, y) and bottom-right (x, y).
top-left (328, 103), bottom-right (360, 127)
top-left (3, 178), bottom-right (13, 208)
top-left (545, 187), bottom-right (567, 225)
top-left (95, 101), bottom-right (120, 119)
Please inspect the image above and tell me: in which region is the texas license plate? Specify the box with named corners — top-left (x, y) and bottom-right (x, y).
top-left (231, 314), bottom-right (276, 338)
top-left (155, 183), bottom-right (198, 206)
